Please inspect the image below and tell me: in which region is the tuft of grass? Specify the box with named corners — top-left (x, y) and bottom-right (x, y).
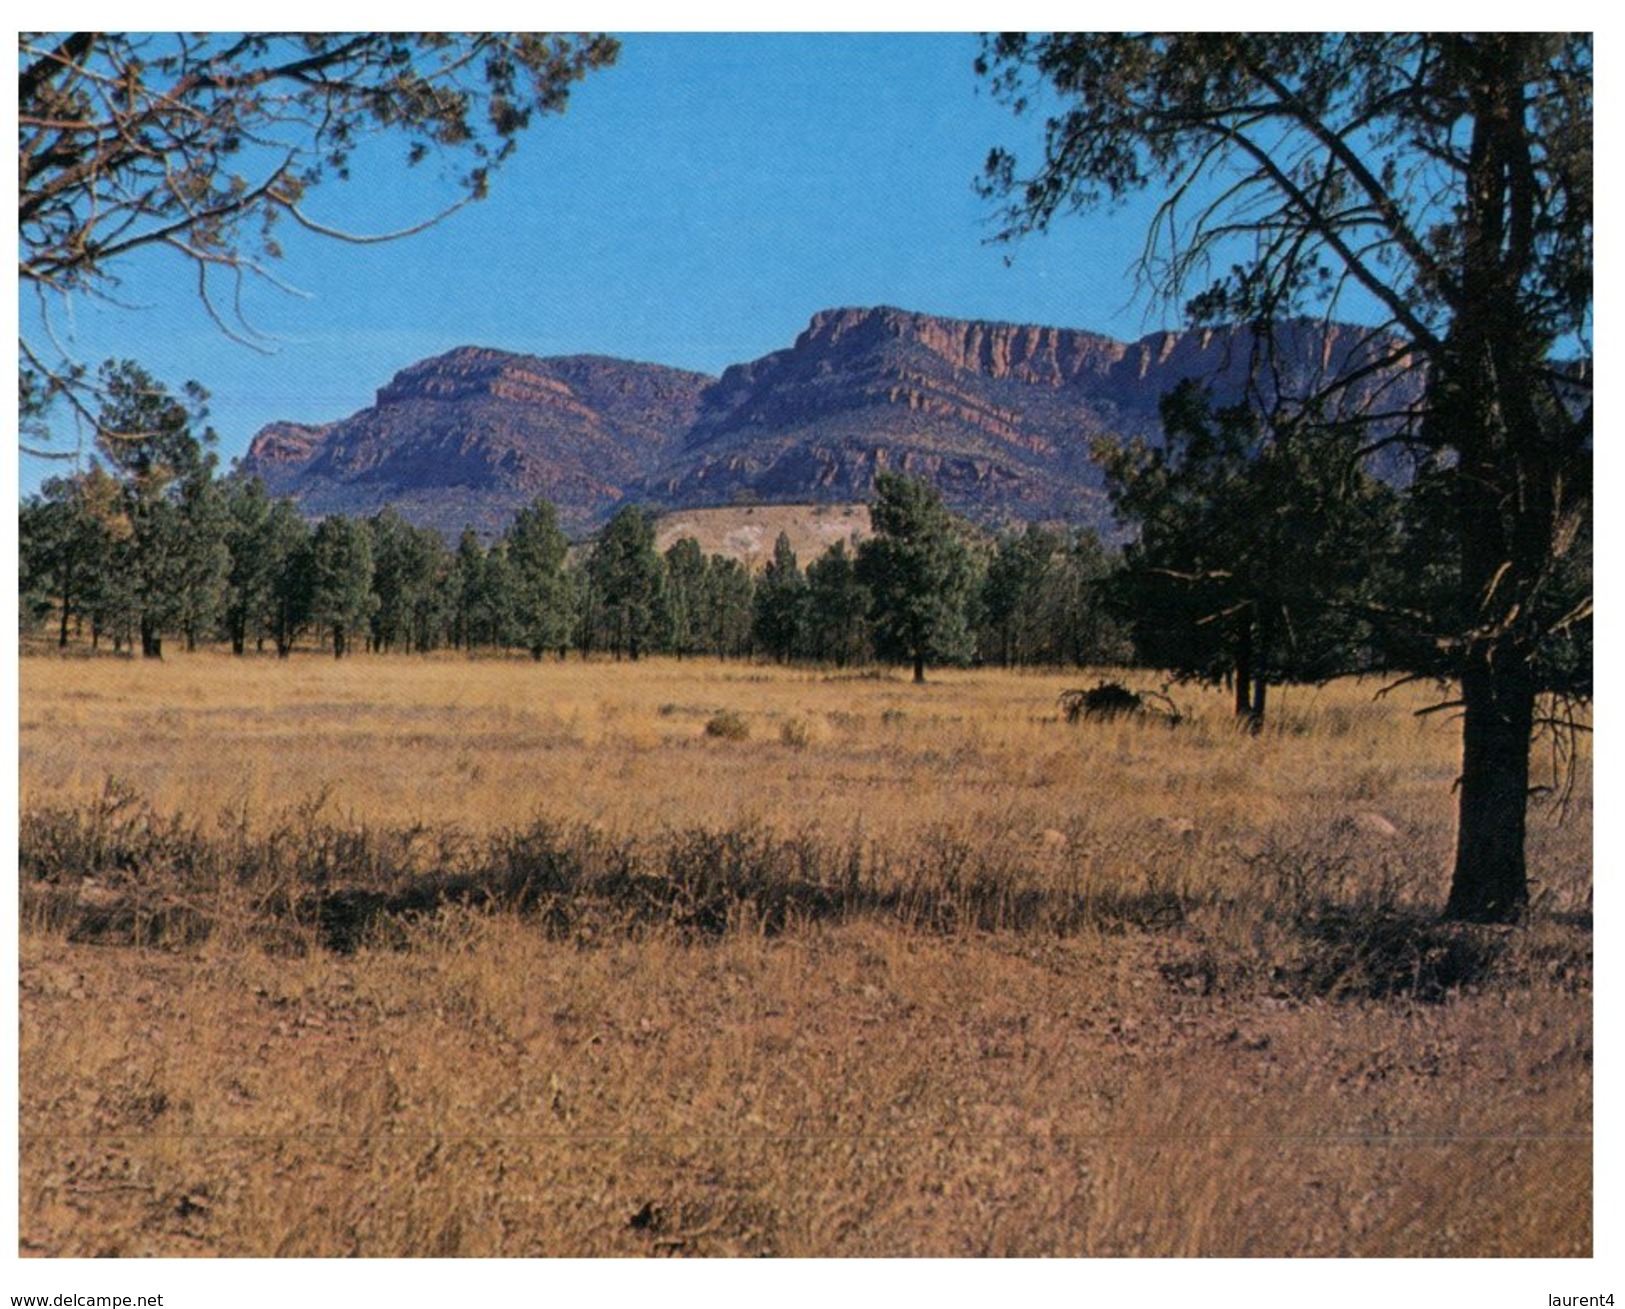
top-left (704, 708), bottom-right (751, 740)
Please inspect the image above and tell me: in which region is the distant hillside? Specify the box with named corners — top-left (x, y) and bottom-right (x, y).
top-left (652, 503), bottom-right (871, 568)
top-left (239, 347), bottom-right (713, 538)
top-left (238, 307), bottom-right (1418, 540)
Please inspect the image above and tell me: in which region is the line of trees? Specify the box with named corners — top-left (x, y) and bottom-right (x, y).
top-left (30, 360), bottom-right (1562, 706)
top-left (19, 376), bottom-right (1139, 673)
top-left (19, 361), bottom-right (1582, 729)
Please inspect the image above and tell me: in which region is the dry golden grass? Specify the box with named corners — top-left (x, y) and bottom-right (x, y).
top-left (17, 650), bottom-right (1592, 1257)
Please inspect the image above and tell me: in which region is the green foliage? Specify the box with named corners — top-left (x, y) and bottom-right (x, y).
top-left (753, 532), bottom-right (809, 663)
top-left (91, 360), bottom-right (228, 657)
top-left (980, 524), bottom-right (1058, 668)
top-left (662, 537), bottom-right (710, 659)
top-left (220, 479), bottom-right (276, 655)
top-left (805, 540), bottom-right (871, 668)
top-left (857, 473), bottom-right (977, 682)
top-left (264, 501), bottom-right (314, 658)
top-left (586, 506), bottom-right (665, 660)
top-left (980, 34), bottom-right (1590, 345)
top-left (1099, 383), bottom-right (1399, 721)
top-left (504, 498), bottom-right (572, 659)
top-left (20, 474), bottom-right (118, 646)
top-left (702, 554), bottom-right (756, 660)
top-left (450, 529), bottom-right (520, 651)
top-left (368, 508), bottom-right (451, 655)
top-left (309, 515), bottom-right (376, 658)
top-left (981, 32), bottom-right (1592, 919)
top-left (977, 523), bottom-right (1124, 669)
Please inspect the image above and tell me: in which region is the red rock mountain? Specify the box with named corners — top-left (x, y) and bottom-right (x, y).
top-left (240, 348), bottom-right (712, 538)
top-left (238, 307), bottom-right (1414, 538)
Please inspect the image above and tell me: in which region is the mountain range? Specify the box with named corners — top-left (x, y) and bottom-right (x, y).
top-left (237, 305), bottom-right (1414, 541)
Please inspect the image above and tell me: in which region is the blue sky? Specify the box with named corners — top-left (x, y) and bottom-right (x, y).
top-left (23, 32), bottom-right (1187, 488)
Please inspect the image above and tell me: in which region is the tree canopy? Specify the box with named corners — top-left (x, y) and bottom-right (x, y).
top-left (1100, 382), bottom-right (1398, 727)
top-left (980, 34), bottom-right (1590, 353)
top-left (19, 31), bottom-right (619, 450)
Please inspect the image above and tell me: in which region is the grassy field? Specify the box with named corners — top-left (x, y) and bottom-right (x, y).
top-left (17, 650), bottom-right (1592, 1257)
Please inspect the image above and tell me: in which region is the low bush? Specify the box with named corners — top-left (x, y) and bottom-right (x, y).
top-left (704, 709), bottom-right (750, 740)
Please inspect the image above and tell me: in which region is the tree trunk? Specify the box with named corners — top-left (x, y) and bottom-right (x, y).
top-left (140, 617), bottom-right (162, 659)
top-left (1445, 658), bottom-right (1534, 922)
top-left (58, 560), bottom-right (73, 647)
top-left (913, 651), bottom-right (926, 684)
top-left (1245, 608), bottom-right (1271, 733)
top-left (1439, 39), bottom-right (1549, 923)
top-left (1232, 608), bottom-right (1253, 719)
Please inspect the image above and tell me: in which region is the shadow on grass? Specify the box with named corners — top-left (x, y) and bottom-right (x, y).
top-left (20, 784), bottom-right (1589, 1007)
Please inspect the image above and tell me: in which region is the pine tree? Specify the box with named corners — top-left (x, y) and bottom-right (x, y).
top-left (857, 473), bottom-right (977, 683)
top-left (703, 555), bottom-right (755, 660)
top-left (265, 502), bottom-right (314, 658)
top-left (806, 540), bottom-right (871, 668)
top-left (1098, 383), bottom-right (1398, 727)
top-left (504, 498), bottom-right (572, 659)
top-left (981, 34), bottom-right (1590, 919)
top-left (92, 360), bottom-right (226, 658)
top-left (663, 537), bottom-right (709, 660)
top-left (753, 531), bottom-right (809, 663)
top-left (587, 506), bottom-right (664, 660)
top-left (981, 524), bottom-right (1061, 668)
top-left (309, 514), bottom-right (375, 658)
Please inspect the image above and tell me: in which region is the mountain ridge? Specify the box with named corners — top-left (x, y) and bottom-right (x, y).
top-left (238, 306), bottom-right (1414, 540)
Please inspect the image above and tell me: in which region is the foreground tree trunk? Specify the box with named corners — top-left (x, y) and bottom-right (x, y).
top-left (1447, 658), bottom-right (1535, 921)
top-left (1437, 40), bottom-right (1567, 922)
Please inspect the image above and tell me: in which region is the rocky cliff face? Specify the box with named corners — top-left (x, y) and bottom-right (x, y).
top-left (641, 307), bottom-right (1412, 527)
top-left (240, 308), bottom-right (1416, 539)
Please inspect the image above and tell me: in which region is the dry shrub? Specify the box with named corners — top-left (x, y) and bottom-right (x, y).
top-left (18, 782), bottom-right (1587, 1015)
top-left (705, 708), bottom-right (750, 740)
